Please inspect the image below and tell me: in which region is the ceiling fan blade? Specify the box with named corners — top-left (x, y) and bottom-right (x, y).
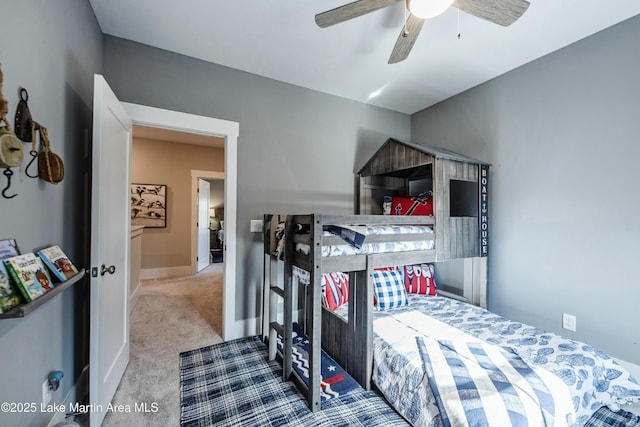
top-left (455, 0), bottom-right (530, 27)
top-left (315, 0), bottom-right (401, 28)
top-left (388, 14), bottom-right (425, 64)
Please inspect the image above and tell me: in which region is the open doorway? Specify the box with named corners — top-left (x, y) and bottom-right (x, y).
top-left (191, 171), bottom-right (225, 274)
top-left (207, 178), bottom-right (225, 264)
top-left (123, 102), bottom-right (239, 341)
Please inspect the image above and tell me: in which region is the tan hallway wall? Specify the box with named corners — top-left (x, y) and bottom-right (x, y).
top-left (131, 138), bottom-right (224, 271)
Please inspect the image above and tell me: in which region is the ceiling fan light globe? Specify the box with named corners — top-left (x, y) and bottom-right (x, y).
top-left (407, 0), bottom-right (455, 19)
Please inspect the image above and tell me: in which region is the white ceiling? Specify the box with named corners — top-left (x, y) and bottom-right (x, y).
top-left (90, 0), bottom-right (640, 115)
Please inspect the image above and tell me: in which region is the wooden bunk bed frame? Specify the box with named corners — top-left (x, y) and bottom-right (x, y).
top-left (357, 138), bottom-right (490, 306)
top-left (263, 213), bottom-right (437, 411)
top-left (262, 138), bottom-right (491, 412)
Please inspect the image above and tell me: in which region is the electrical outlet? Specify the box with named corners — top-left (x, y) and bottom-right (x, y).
top-left (42, 379), bottom-right (52, 406)
top-left (562, 313), bottom-right (577, 332)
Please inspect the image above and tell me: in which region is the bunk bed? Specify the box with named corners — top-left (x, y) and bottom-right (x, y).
top-left (263, 213), bottom-right (438, 411)
top-left (261, 139), bottom-right (640, 424)
top-left (265, 213), bottom-right (640, 425)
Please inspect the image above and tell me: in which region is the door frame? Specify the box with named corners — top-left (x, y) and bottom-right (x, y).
top-left (122, 102), bottom-right (238, 341)
top-left (191, 170), bottom-right (224, 273)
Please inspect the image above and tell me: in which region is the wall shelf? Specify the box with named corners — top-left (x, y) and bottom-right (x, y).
top-left (0, 269), bottom-right (86, 319)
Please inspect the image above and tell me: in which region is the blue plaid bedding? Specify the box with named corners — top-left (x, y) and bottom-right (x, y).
top-left (372, 296), bottom-right (640, 427)
top-left (417, 336), bottom-right (567, 426)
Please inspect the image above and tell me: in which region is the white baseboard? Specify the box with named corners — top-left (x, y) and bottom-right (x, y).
top-left (227, 316), bottom-right (261, 341)
top-left (140, 265), bottom-right (193, 280)
top-left (129, 281), bottom-right (142, 312)
top-left (47, 365), bottom-right (89, 427)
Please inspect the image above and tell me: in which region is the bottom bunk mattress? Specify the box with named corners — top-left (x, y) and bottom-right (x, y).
top-left (368, 296), bottom-right (640, 427)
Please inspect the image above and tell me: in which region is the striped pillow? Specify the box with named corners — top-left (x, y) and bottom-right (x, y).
top-left (322, 272), bottom-right (349, 311)
top-left (404, 263), bottom-right (437, 295)
top-left (373, 269), bottom-right (409, 311)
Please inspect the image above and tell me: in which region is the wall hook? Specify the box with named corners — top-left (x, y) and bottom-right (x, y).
top-left (25, 150), bottom-right (38, 178)
top-left (25, 120), bottom-right (40, 179)
top-left (2, 168), bottom-right (17, 199)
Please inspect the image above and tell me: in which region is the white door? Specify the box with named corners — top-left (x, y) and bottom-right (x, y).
top-left (90, 75), bottom-right (131, 427)
top-left (197, 178), bottom-right (211, 271)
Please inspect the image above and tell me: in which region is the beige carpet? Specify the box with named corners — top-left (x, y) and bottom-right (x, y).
top-left (101, 262), bottom-right (224, 426)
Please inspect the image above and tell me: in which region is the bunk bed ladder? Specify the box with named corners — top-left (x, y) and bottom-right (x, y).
top-left (263, 214), bottom-right (321, 413)
top-left (262, 215), bottom-right (293, 381)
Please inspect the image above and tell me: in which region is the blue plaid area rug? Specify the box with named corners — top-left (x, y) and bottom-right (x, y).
top-left (180, 336), bottom-right (409, 427)
top-left (586, 406), bottom-right (640, 427)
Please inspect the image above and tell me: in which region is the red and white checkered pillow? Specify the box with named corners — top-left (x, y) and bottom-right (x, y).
top-left (404, 264), bottom-right (437, 295)
top-left (321, 272), bottom-right (349, 311)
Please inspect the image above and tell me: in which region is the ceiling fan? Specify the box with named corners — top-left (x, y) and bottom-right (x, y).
top-left (315, 0), bottom-right (530, 64)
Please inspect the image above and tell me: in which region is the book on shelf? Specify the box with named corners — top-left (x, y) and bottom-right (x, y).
top-left (3, 253), bottom-right (54, 303)
top-left (0, 261), bottom-right (22, 313)
top-left (0, 239), bottom-right (22, 313)
top-left (36, 245), bottom-right (79, 282)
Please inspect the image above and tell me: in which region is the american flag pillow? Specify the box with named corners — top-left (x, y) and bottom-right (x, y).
top-left (404, 263), bottom-right (437, 295)
top-left (321, 272), bottom-right (349, 311)
top-left (373, 269), bottom-right (409, 311)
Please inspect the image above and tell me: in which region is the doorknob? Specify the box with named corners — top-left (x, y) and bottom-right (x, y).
top-left (100, 264), bottom-right (116, 276)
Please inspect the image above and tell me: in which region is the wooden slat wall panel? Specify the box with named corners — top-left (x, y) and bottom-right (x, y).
top-left (468, 219), bottom-right (479, 256)
top-left (320, 271), bottom-right (373, 390)
top-left (434, 159), bottom-right (448, 260)
top-left (360, 143), bottom-right (435, 176)
top-left (434, 160), bottom-right (482, 260)
top-left (321, 309), bottom-right (350, 373)
top-left (390, 142), bottom-right (401, 171)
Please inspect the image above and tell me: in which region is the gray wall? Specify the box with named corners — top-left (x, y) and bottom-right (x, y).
top-left (102, 36), bottom-right (411, 321)
top-left (412, 15), bottom-right (640, 365)
top-left (0, 1), bottom-right (102, 426)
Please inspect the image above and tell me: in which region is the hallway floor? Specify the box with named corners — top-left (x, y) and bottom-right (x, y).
top-left (101, 263), bottom-right (224, 426)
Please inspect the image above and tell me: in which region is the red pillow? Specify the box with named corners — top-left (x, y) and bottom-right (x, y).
top-left (391, 195), bottom-right (433, 216)
top-left (322, 272), bottom-right (349, 311)
top-left (404, 264), bottom-right (437, 295)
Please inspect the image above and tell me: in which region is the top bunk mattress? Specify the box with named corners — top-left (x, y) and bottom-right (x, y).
top-left (295, 224), bottom-right (435, 257)
top-left (363, 295), bottom-right (640, 427)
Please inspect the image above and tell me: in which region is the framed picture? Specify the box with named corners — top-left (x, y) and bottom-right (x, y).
top-left (131, 184), bottom-right (167, 228)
